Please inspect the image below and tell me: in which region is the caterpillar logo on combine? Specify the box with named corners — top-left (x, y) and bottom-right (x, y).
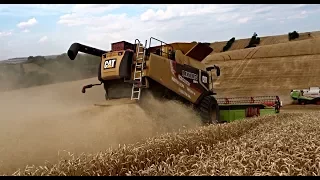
top-left (104, 59), bottom-right (116, 69)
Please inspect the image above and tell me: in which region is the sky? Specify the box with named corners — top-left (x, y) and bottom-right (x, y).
top-left (0, 4), bottom-right (319, 60)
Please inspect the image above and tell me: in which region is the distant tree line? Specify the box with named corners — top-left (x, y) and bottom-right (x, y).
top-left (222, 37), bottom-right (235, 52)
top-left (288, 31), bottom-right (299, 41)
top-left (245, 32), bottom-right (261, 48)
top-left (0, 53), bottom-right (100, 91)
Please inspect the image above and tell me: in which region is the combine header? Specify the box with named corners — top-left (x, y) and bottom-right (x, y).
top-left (66, 37), bottom-right (281, 124)
top-left (217, 96), bottom-right (281, 123)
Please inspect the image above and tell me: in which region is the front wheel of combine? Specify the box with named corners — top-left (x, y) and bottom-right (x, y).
top-left (198, 96), bottom-right (221, 125)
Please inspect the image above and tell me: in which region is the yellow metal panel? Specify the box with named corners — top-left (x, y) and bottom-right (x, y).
top-left (146, 53), bottom-right (201, 103)
top-left (100, 50), bottom-right (125, 80)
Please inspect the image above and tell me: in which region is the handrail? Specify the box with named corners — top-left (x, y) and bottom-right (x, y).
top-left (149, 37), bottom-right (174, 58)
top-left (149, 37), bottom-right (174, 50)
top-left (135, 39), bottom-right (141, 45)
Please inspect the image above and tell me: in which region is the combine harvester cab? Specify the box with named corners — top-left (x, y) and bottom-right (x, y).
top-left (216, 96), bottom-right (281, 123)
top-left (66, 37), bottom-right (281, 124)
top-left (290, 87), bottom-right (320, 105)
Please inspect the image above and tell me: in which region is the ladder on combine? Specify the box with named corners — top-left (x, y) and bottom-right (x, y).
top-left (131, 39), bottom-right (147, 100)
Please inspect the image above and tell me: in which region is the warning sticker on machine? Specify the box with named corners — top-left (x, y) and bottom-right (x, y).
top-left (202, 75), bottom-right (208, 84)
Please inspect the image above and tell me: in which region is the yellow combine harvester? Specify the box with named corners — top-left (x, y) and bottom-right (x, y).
top-left (67, 37), bottom-right (281, 124)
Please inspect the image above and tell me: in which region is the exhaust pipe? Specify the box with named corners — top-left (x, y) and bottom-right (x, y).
top-left (67, 43), bottom-right (109, 60)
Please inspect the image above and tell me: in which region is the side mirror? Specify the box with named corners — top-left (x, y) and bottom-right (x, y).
top-left (206, 65), bottom-right (220, 77)
top-left (215, 65), bottom-right (220, 77)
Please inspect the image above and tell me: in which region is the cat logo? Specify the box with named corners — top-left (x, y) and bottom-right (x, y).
top-left (104, 59), bottom-right (116, 69)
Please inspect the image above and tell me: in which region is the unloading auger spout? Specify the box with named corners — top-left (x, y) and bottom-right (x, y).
top-left (67, 43), bottom-right (108, 60)
top-left (67, 43), bottom-right (109, 93)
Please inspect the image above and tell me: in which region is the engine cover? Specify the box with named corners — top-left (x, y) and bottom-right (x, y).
top-left (99, 50), bottom-right (134, 81)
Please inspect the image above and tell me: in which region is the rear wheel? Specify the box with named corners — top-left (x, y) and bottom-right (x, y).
top-left (198, 96), bottom-right (221, 124)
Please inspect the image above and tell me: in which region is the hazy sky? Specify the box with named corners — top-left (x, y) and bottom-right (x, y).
top-left (0, 4), bottom-right (319, 60)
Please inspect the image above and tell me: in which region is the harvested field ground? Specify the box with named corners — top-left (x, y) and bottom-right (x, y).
top-left (204, 38), bottom-right (320, 105)
top-left (281, 105), bottom-right (320, 114)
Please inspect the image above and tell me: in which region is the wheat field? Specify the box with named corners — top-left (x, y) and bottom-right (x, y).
top-left (7, 112), bottom-right (320, 176)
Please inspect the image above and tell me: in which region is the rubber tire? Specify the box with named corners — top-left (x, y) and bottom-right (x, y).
top-left (198, 96), bottom-right (221, 124)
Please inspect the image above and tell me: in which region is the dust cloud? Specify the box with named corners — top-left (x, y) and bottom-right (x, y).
top-left (0, 77), bottom-right (201, 174)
